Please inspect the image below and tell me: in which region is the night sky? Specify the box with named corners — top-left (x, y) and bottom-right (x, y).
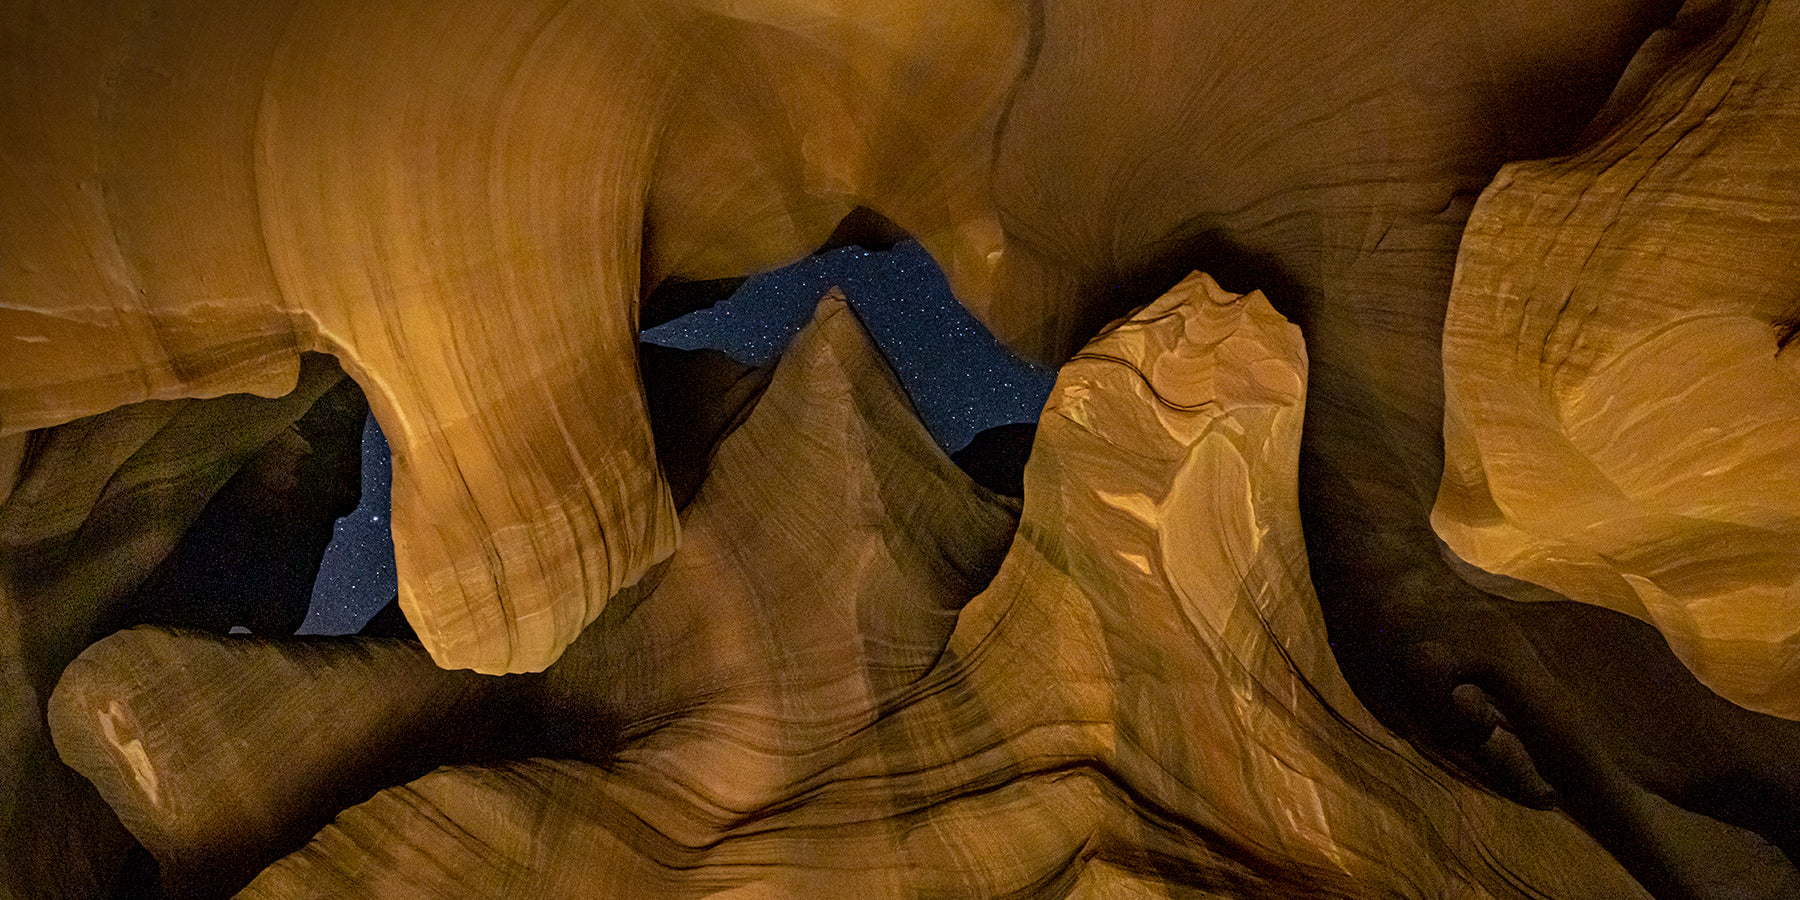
top-left (297, 413), bottom-right (397, 635)
top-left (643, 240), bottom-right (1054, 452)
top-left (301, 241), bottom-right (1054, 635)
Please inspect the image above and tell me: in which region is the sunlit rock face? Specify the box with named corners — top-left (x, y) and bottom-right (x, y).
top-left (1433, 0), bottom-right (1800, 719)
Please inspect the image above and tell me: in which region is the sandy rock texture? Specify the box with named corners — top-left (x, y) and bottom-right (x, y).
top-left (1434, 0), bottom-right (1800, 719)
top-left (51, 285), bottom-right (1651, 898)
top-left (5, 0), bottom-right (1798, 895)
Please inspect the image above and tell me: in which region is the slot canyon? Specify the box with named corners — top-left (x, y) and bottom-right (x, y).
top-left (3, 0), bottom-right (1798, 896)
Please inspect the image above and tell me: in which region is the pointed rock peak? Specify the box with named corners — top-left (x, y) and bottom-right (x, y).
top-left (714, 287), bottom-right (1016, 513)
top-left (683, 287), bottom-right (1020, 589)
top-left (1052, 271), bottom-right (1305, 454)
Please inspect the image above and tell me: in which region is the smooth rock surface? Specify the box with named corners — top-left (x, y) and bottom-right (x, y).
top-left (2, 0), bottom-right (1691, 680)
top-left (0, 355), bottom-right (351, 898)
top-left (240, 280), bottom-right (1645, 898)
top-left (49, 630), bottom-right (490, 899)
top-left (5, 2), bottom-right (1795, 893)
top-left (1434, 0), bottom-right (1800, 719)
top-left (2, 0), bottom-right (687, 675)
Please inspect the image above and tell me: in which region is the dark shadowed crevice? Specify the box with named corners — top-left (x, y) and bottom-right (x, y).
top-left (640, 275), bottom-right (749, 332)
top-left (814, 206), bottom-right (911, 254)
top-left (638, 344), bottom-right (773, 510)
top-left (127, 360), bottom-right (368, 638)
top-left (951, 422), bottom-right (1036, 498)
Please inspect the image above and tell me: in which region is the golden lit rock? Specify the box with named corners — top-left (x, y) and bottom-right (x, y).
top-left (235, 282), bottom-right (1645, 898)
top-left (1434, 0), bottom-right (1800, 719)
top-left (5, 0), bottom-right (1799, 894)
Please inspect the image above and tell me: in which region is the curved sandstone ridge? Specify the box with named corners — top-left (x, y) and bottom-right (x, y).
top-left (49, 630), bottom-right (489, 899)
top-left (0, 354), bottom-right (357, 898)
top-left (8, 1), bottom-right (1800, 894)
top-left (212, 281), bottom-right (1645, 897)
top-left (1, 0), bottom-right (1033, 676)
top-left (3, 0), bottom-right (693, 674)
top-left (1434, 0), bottom-right (1800, 718)
top-left (1, 0), bottom-right (1707, 678)
top-left (52, 292), bottom-right (1022, 896)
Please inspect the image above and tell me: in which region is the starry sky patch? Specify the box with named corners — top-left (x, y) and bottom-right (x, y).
top-left (300, 413), bottom-right (397, 635)
top-left (305, 242), bottom-right (1053, 634)
top-left (642, 240), bottom-right (1054, 453)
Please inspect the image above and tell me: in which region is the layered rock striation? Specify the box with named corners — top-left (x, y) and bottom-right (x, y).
top-left (59, 283), bottom-right (1666, 898)
top-left (1434, 0), bottom-right (1800, 719)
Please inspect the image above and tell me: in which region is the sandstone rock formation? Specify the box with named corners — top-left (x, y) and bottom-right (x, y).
top-left (5, 0), bottom-right (1799, 896)
top-left (1433, 0), bottom-right (1800, 720)
top-left (58, 284), bottom-right (1659, 898)
top-left (49, 630), bottom-right (490, 898)
top-left (52, 294), bottom-right (1021, 896)
top-left (4, 0), bottom-right (689, 676)
top-left (0, 355), bottom-right (358, 897)
top-left (2, 0), bottom-right (1700, 680)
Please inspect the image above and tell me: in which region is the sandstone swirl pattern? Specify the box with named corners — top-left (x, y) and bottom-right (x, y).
top-left (49, 281), bottom-right (1638, 898)
top-left (1433, 0), bottom-right (1800, 719)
